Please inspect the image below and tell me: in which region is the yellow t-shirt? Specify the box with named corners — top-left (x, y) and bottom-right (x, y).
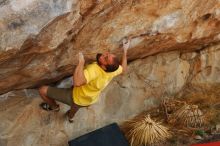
top-left (73, 62), bottom-right (122, 106)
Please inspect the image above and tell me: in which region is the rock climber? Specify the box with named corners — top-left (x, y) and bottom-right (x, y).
top-left (38, 38), bottom-right (131, 122)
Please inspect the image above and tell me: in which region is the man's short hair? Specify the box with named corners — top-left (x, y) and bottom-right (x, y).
top-left (105, 57), bottom-right (120, 72)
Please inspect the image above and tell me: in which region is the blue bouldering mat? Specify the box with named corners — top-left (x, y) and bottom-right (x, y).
top-left (68, 123), bottom-right (129, 146)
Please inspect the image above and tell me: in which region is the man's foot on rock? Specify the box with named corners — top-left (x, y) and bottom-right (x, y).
top-left (39, 102), bottom-right (60, 112)
top-left (66, 110), bottom-right (74, 123)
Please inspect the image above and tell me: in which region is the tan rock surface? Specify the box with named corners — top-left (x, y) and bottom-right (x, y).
top-left (1, 44), bottom-right (220, 145)
top-left (192, 44), bottom-right (220, 84)
top-left (0, 0), bottom-right (220, 94)
top-left (0, 1), bottom-right (220, 145)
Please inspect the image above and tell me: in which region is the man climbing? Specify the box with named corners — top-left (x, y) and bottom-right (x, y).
top-left (39, 38), bottom-right (130, 122)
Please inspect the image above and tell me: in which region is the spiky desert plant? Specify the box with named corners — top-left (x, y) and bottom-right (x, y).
top-left (162, 97), bottom-right (186, 120)
top-left (124, 115), bottom-right (171, 146)
top-left (169, 104), bottom-right (204, 128)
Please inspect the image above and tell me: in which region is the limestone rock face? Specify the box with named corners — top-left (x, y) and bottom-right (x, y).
top-left (0, 0), bottom-right (220, 94)
top-left (192, 44), bottom-right (220, 84)
top-left (0, 1), bottom-right (220, 145)
top-left (0, 44), bottom-right (220, 146)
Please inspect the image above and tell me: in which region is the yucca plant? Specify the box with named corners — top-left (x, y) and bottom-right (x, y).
top-left (169, 104), bottom-right (204, 128)
top-left (123, 115), bottom-right (171, 146)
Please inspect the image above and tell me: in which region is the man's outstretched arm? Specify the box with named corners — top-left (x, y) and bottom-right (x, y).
top-left (121, 38), bottom-right (131, 74)
top-left (73, 52), bottom-right (87, 87)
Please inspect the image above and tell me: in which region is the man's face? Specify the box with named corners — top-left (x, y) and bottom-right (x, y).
top-left (96, 52), bottom-right (115, 67)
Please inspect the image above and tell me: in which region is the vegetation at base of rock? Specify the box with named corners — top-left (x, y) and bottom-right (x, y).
top-left (121, 84), bottom-right (220, 146)
top-left (121, 115), bottom-right (171, 146)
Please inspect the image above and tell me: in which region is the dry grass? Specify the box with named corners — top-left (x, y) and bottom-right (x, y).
top-left (183, 84), bottom-right (220, 105)
top-left (182, 84), bottom-right (220, 125)
top-left (121, 84), bottom-right (220, 145)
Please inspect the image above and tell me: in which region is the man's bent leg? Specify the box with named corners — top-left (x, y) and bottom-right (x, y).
top-left (39, 86), bottom-right (59, 109)
top-left (67, 103), bottom-right (88, 122)
top-left (68, 104), bottom-right (80, 119)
